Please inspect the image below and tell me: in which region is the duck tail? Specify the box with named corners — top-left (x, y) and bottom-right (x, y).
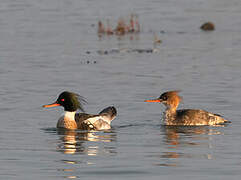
top-left (214, 114), bottom-right (231, 124)
top-left (223, 119), bottom-right (231, 124)
top-left (99, 106), bottom-right (117, 121)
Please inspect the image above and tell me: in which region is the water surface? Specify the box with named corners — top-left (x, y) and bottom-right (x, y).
top-left (0, 0), bottom-right (241, 179)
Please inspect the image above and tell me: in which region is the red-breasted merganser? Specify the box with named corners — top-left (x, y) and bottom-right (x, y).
top-left (145, 91), bottom-right (229, 126)
top-left (43, 91), bottom-right (117, 130)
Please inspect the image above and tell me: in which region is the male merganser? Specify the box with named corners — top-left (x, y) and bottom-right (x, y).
top-left (43, 91), bottom-right (117, 130)
top-left (145, 91), bottom-right (229, 126)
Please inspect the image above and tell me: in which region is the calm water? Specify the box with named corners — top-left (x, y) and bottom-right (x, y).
top-left (0, 0), bottom-right (241, 179)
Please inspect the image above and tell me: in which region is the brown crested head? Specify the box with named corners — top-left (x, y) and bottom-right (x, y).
top-left (145, 90), bottom-right (182, 109)
top-left (159, 91), bottom-right (182, 109)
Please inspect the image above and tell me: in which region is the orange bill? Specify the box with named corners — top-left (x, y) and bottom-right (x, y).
top-left (144, 99), bottom-right (161, 103)
top-left (42, 103), bottom-right (60, 108)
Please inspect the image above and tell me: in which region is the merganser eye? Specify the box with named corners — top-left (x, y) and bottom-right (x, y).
top-left (61, 99), bottom-right (65, 102)
top-left (162, 96), bottom-right (167, 100)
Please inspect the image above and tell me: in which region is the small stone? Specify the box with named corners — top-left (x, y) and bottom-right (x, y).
top-left (200, 22), bottom-right (215, 31)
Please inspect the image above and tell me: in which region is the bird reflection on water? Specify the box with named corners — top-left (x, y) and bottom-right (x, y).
top-left (43, 127), bottom-right (117, 155)
top-left (158, 125), bottom-right (224, 167)
top-left (56, 129), bottom-right (117, 155)
top-left (43, 128), bottom-right (117, 178)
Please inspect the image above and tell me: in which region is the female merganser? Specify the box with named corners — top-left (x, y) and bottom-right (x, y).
top-left (43, 91), bottom-right (117, 130)
top-left (145, 91), bottom-right (229, 126)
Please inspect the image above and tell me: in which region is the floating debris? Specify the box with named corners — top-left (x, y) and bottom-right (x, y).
top-left (200, 22), bottom-right (215, 31)
top-left (106, 19), bottom-right (114, 35)
top-left (80, 60), bottom-right (97, 64)
top-left (98, 21), bottom-right (105, 34)
top-left (97, 50), bottom-right (109, 55)
top-left (134, 14), bottom-right (140, 33)
top-left (97, 14), bottom-right (140, 36)
top-left (86, 51), bottom-right (91, 54)
top-left (95, 48), bottom-right (159, 55)
top-left (115, 18), bottom-right (126, 35)
top-left (153, 33), bottom-right (162, 44)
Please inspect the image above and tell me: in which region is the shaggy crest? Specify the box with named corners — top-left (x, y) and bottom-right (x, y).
top-left (57, 91), bottom-right (87, 112)
top-left (159, 91), bottom-right (182, 110)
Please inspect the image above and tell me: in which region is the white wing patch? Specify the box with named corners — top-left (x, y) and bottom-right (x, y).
top-left (84, 116), bottom-right (111, 130)
top-left (85, 116), bottom-right (109, 124)
top-left (85, 116), bottom-right (101, 124)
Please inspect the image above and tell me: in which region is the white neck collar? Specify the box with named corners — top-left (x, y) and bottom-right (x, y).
top-left (62, 111), bottom-right (76, 121)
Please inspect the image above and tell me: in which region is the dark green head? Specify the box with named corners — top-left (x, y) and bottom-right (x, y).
top-left (43, 91), bottom-right (86, 112)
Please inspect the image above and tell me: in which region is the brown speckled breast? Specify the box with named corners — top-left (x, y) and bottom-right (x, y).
top-left (57, 117), bottom-right (77, 129)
